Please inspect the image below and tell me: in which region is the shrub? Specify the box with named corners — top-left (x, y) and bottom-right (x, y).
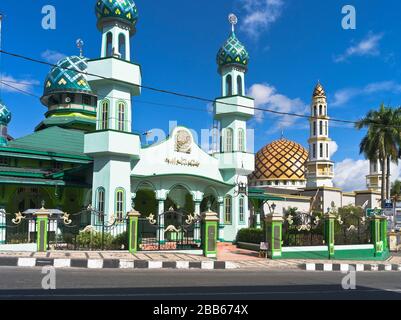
top-left (236, 228), bottom-right (264, 244)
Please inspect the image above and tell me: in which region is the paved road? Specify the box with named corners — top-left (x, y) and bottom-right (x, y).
top-left (0, 267), bottom-right (401, 300)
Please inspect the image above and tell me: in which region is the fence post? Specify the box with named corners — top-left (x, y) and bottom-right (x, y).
top-left (202, 208), bottom-right (219, 258)
top-left (380, 217), bottom-right (388, 251)
top-left (370, 215), bottom-right (386, 257)
top-left (128, 209), bottom-right (141, 254)
top-left (34, 207), bottom-right (50, 252)
top-left (0, 209), bottom-right (5, 244)
top-left (324, 213), bottom-right (335, 259)
top-left (265, 213), bottom-right (283, 259)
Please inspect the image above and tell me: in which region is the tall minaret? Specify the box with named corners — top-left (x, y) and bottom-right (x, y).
top-left (366, 159), bottom-right (382, 192)
top-left (213, 14), bottom-right (255, 241)
top-left (306, 82), bottom-right (334, 188)
top-left (85, 0), bottom-right (141, 225)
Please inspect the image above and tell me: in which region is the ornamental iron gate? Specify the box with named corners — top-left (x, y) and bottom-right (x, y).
top-left (334, 213), bottom-right (370, 245)
top-left (55, 207), bottom-right (128, 251)
top-left (282, 211), bottom-right (324, 247)
top-left (138, 207), bottom-right (201, 251)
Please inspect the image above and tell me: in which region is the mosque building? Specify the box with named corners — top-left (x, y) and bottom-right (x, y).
top-left (0, 0), bottom-right (382, 246)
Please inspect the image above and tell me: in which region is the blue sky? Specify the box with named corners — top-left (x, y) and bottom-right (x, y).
top-left (1, 0), bottom-right (401, 190)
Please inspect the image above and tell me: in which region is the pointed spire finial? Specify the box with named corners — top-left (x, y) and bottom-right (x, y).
top-left (228, 13), bottom-right (238, 33)
top-left (281, 129), bottom-right (284, 139)
top-left (76, 39), bottom-right (84, 57)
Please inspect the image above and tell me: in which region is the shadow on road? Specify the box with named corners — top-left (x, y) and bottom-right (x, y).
top-left (0, 284), bottom-right (400, 300)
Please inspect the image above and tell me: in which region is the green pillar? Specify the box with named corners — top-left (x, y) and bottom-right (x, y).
top-left (265, 213), bottom-right (283, 259)
top-left (380, 217), bottom-right (388, 251)
top-left (128, 209), bottom-right (141, 254)
top-left (371, 215), bottom-right (386, 257)
top-left (202, 208), bottom-right (219, 258)
top-left (34, 207), bottom-right (50, 252)
top-left (324, 213), bottom-right (335, 259)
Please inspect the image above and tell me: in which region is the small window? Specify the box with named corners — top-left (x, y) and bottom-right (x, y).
top-left (226, 75), bottom-right (232, 96)
top-left (238, 128), bottom-right (245, 152)
top-left (119, 34), bottom-right (126, 60)
top-left (117, 102), bottom-right (126, 131)
top-left (116, 189), bottom-right (125, 221)
top-left (313, 106), bottom-right (317, 117)
top-left (96, 188), bottom-right (105, 224)
top-left (320, 143), bottom-right (324, 158)
top-left (313, 122), bottom-right (316, 136)
top-left (0, 157), bottom-right (10, 166)
top-left (313, 144), bottom-right (316, 158)
top-left (106, 32), bottom-right (113, 57)
top-left (224, 128), bottom-right (233, 153)
top-left (319, 105), bottom-right (323, 115)
top-left (101, 101), bottom-right (109, 130)
top-left (326, 143), bottom-right (329, 158)
top-left (224, 196), bottom-right (232, 224)
top-left (325, 121), bottom-right (328, 135)
top-left (237, 76), bottom-right (243, 96)
top-left (319, 121), bottom-right (323, 135)
top-left (82, 95), bottom-right (91, 106)
top-left (239, 197), bottom-right (245, 223)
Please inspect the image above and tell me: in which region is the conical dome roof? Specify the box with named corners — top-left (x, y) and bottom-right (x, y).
top-left (0, 100), bottom-right (11, 125)
top-left (216, 32), bottom-right (249, 71)
top-left (249, 138), bottom-right (309, 182)
top-left (313, 82), bottom-right (326, 98)
top-left (95, 0), bottom-right (139, 34)
top-left (41, 56), bottom-right (94, 105)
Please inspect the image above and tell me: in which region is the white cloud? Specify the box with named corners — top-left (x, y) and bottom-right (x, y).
top-left (41, 50), bottom-right (66, 64)
top-left (247, 83), bottom-right (308, 132)
top-left (332, 81), bottom-right (401, 106)
top-left (334, 32), bottom-right (384, 63)
top-left (240, 0), bottom-right (284, 39)
top-left (0, 74), bottom-right (40, 94)
top-left (329, 141), bottom-right (338, 157)
top-left (334, 158), bottom-right (401, 191)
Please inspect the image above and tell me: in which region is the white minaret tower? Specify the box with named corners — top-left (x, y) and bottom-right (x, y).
top-left (306, 82), bottom-right (334, 188)
top-left (84, 0), bottom-right (141, 225)
top-left (213, 14), bottom-right (255, 241)
top-left (366, 159), bottom-right (382, 192)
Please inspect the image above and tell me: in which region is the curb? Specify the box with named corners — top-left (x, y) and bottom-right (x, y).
top-left (0, 257), bottom-right (239, 270)
top-left (303, 263), bottom-right (401, 272)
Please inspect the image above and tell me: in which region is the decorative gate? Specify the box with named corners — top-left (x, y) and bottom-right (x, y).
top-left (3, 211), bottom-right (37, 245)
top-left (138, 207), bottom-right (201, 251)
top-left (334, 213), bottom-right (370, 245)
top-left (283, 211), bottom-right (324, 246)
top-left (55, 207), bottom-right (128, 251)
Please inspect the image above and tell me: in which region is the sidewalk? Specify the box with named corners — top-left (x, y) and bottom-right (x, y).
top-left (0, 243), bottom-right (400, 271)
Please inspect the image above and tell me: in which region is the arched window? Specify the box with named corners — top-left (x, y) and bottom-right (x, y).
top-left (100, 101), bottom-right (109, 130)
top-left (117, 102), bottom-right (126, 131)
top-left (320, 143), bottom-right (324, 158)
top-left (313, 106), bottom-right (317, 117)
top-left (96, 188), bottom-right (105, 224)
top-left (224, 128), bottom-right (233, 153)
top-left (224, 195), bottom-right (232, 224)
top-left (319, 105), bottom-right (323, 116)
top-left (325, 121), bottom-right (328, 135)
top-left (115, 189), bottom-right (125, 221)
top-left (326, 143), bottom-right (329, 158)
top-left (319, 121), bottom-right (323, 135)
top-left (119, 34), bottom-right (126, 60)
top-left (226, 75), bottom-right (232, 96)
top-left (313, 121), bottom-right (316, 136)
top-left (239, 197), bottom-right (245, 223)
top-left (106, 32), bottom-right (113, 57)
top-left (238, 128), bottom-right (245, 152)
top-left (237, 75), bottom-right (243, 96)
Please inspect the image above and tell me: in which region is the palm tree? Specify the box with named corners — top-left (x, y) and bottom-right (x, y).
top-left (355, 104), bottom-right (401, 206)
top-left (391, 180), bottom-right (401, 202)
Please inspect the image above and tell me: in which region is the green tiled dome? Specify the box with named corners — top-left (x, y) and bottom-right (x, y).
top-left (0, 100), bottom-right (11, 125)
top-left (217, 32), bottom-right (249, 70)
top-left (96, 0), bottom-right (138, 33)
top-left (42, 56), bottom-right (93, 100)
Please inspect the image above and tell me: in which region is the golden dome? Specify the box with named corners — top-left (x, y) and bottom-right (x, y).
top-left (313, 82), bottom-right (326, 98)
top-left (249, 138), bottom-right (309, 182)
